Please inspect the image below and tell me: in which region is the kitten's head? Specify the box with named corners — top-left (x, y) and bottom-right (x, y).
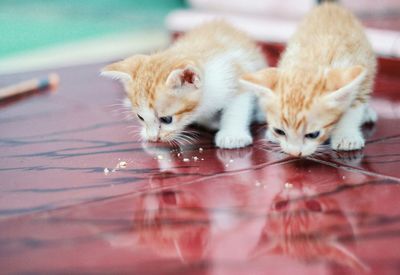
top-left (102, 54), bottom-right (202, 143)
top-left (241, 66), bottom-right (366, 157)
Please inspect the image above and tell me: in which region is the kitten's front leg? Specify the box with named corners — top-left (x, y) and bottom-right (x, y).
top-left (331, 104), bottom-right (366, 151)
top-left (362, 105), bottom-right (377, 124)
top-left (215, 92), bottom-right (254, 149)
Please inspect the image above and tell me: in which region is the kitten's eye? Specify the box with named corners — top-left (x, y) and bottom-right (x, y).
top-left (305, 131), bottom-right (320, 139)
top-left (159, 116), bottom-right (173, 124)
top-left (273, 128), bottom-right (286, 136)
top-left (137, 114), bottom-right (144, 121)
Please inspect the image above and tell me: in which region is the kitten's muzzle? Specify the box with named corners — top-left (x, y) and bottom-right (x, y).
top-left (145, 133), bottom-right (160, 142)
top-left (283, 145), bottom-right (303, 157)
top-left (286, 151), bottom-right (302, 157)
top-left (147, 136), bottom-right (161, 142)
top-left (144, 127), bottom-right (161, 142)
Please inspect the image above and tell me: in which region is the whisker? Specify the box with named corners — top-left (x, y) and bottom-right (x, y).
top-left (177, 135), bottom-right (192, 144)
top-left (127, 125), bottom-right (141, 129)
top-left (168, 139), bottom-right (177, 149)
top-left (183, 135), bottom-right (198, 143)
top-left (174, 137), bottom-right (185, 147)
top-left (181, 130), bottom-right (201, 137)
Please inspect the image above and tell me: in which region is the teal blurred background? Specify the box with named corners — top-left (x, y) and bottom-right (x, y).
top-left (0, 0), bottom-right (186, 58)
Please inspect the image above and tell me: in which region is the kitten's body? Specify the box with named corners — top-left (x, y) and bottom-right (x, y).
top-left (241, 3), bottom-right (376, 156)
top-left (103, 21), bottom-right (266, 149)
top-left (279, 3), bottom-right (376, 106)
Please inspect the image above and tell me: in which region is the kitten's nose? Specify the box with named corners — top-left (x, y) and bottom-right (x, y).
top-left (287, 150), bottom-right (302, 157)
top-left (146, 128), bottom-right (160, 142)
top-left (285, 144), bottom-right (304, 157)
top-left (147, 135), bottom-right (160, 142)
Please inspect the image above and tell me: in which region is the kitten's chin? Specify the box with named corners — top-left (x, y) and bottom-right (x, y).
top-left (145, 139), bottom-right (163, 144)
top-left (284, 152), bottom-right (312, 158)
top-left (141, 135), bottom-right (178, 145)
top-left (141, 132), bottom-right (173, 144)
top-left (282, 147), bottom-right (317, 158)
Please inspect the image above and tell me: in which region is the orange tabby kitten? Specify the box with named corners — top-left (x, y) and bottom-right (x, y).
top-left (102, 21), bottom-right (266, 149)
top-left (240, 3), bottom-right (377, 156)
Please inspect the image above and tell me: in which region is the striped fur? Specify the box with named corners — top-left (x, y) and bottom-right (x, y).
top-left (102, 21), bottom-right (266, 148)
top-left (241, 3), bottom-right (377, 156)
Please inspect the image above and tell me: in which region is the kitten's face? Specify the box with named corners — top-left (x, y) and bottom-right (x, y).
top-left (265, 97), bottom-right (340, 157)
top-left (102, 55), bottom-right (202, 143)
top-left (129, 73), bottom-right (201, 143)
top-left (241, 66), bottom-right (365, 157)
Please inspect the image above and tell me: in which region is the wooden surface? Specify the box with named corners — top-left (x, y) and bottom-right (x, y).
top-left (1, 46), bottom-right (400, 274)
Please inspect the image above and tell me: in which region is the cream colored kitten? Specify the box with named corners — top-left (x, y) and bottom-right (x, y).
top-left (102, 21), bottom-right (266, 149)
top-left (240, 3), bottom-right (376, 157)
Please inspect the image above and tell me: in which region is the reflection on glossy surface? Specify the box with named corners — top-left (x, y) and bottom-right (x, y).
top-left (252, 177), bottom-right (368, 272)
top-left (111, 189), bottom-right (210, 264)
top-left (1, 50), bottom-right (400, 274)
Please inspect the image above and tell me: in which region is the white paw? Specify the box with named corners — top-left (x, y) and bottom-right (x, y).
top-left (331, 132), bottom-right (365, 151)
top-left (266, 129), bottom-right (278, 143)
top-left (363, 107), bottom-right (377, 124)
top-left (215, 130), bottom-right (253, 149)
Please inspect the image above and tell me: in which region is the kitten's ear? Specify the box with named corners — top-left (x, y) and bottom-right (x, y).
top-left (323, 65), bottom-right (367, 108)
top-left (166, 65), bottom-right (201, 89)
top-left (101, 55), bottom-right (148, 83)
top-left (239, 68), bottom-right (278, 99)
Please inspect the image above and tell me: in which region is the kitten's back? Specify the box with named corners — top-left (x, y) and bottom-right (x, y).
top-left (170, 21), bottom-right (263, 64)
top-left (279, 3), bottom-right (376, 102)
top-left (281, 4), bottom-right (374, 68)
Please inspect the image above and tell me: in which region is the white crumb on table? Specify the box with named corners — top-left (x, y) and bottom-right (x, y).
top-left (104, 168), bottom-right (110, 175)
top-left (118, 161), bottom-right (127, 168)
top-left (193, 156), bottom-right (199, 161)
top-left (284, 182), bottom-right (293, 189)
top-left (104, 160), bottom-right (128, 175)
top-left (183, 158), bottom-right (190, 162)
top-left (199, 148), bottom-right (203, 153)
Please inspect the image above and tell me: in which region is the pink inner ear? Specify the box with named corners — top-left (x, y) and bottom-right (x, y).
top-left (181, 69), bottom-right (195, 84)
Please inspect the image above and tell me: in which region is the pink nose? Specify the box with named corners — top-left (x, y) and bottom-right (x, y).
top-left (287, 150), bottom-right (302, 157)
top-left (147, 136), bottom-right (160, 142)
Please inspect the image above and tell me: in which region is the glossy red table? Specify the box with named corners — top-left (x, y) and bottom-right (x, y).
top-left (1, 46), bottom-right (400, 274)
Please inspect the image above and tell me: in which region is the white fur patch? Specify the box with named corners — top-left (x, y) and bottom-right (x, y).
top-left (331, 104), bottom-right (366, 151)
top-left (100, 70), bottom-right (132, 82)
top-left (122, 97), bottom-right (132, 108)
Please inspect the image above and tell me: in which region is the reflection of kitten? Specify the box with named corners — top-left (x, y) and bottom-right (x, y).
top-left (241, 3), bottom-right (377, 156)
top-left (136, 190), bottom-right (209, 263)
top-left (106, 189), bottom-right (210, 264)
top-left (251, 189), bottom-right (368, 272)
top-left (102, 21), bottom-right (266, 149)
